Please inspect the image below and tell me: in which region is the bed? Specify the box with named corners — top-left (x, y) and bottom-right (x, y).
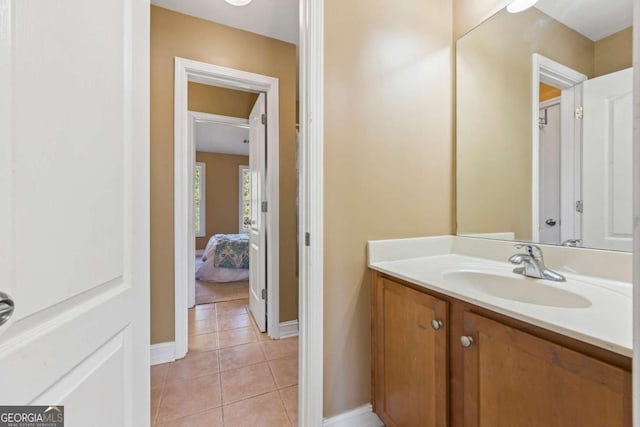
top-left (196, 233), bottom-right (250, 283)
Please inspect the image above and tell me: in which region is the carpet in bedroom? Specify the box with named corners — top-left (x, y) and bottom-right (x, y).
top-left (195, 279), bottom-right (249, 305)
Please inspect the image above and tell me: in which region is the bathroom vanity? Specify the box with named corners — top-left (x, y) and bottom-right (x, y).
top-left (373, 0), bottom-right (636, 424)
top-left (368, 236), bottom-right (632, 427)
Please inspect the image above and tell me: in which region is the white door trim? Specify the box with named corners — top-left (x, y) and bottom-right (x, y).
top-left (299, 0), bottom-right (325, 425)
top-left (194, 162), bottom-right (206, 239)
top-left (539, 97), bottom-right (560, 109)
top-left (323, 404), bottom-right (383, 427)
top-left (632, 0), bottom-right (640, 420)
top-left (239, 164), bottom-right (250, 233)
top-left (531, 53), bottom-right (587, 242)
top-left (189, 110), bottom-right (250, 129)
top-left (174, 57), bottom-right (280, 360)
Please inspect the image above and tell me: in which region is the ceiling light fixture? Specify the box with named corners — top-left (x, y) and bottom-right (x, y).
top-left (225, 0), bottom-right (252, 6)
top-left (507, 0), bottom-right (539, 13)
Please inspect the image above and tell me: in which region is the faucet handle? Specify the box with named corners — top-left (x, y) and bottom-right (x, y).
top-left (513, 243), bottom-right (543, 260)
top-left (508, 253), bottom-right (530, 265)
top-left (561, 239), bottom-right (582, 247)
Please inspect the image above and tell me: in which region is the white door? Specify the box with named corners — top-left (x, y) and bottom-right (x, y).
top-left (248, 93), bottom-right (267, 332)
top-left (582, 68), bottom-right (633, 252)
top-left (539, 102), bottom-right (562, 245)
top-left (0, 1), bottom-right (149, 426)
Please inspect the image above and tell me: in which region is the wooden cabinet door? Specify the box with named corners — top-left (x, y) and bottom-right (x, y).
top-left (374, 278), bottom-right (448, 427)
top-left (461, 312), bottom-right (631, 427)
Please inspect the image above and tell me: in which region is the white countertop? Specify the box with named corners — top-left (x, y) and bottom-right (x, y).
top-left (368, 236), bottom-right (633, 357)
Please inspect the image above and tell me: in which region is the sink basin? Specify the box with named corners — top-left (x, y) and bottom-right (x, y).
top-left (443, 271), bottom-right (592, 308)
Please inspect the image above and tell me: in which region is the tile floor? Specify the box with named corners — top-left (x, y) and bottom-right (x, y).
top-left (151, 298), bottom-right (298, 426)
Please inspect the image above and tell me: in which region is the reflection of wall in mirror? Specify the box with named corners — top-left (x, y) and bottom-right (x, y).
top-left (539, 83), bottom-right (561, 102)
top-left (456, 7), bottom-right (632, 242)
top-left (453, 0), bottom-right (510, 39)
top-left (594, 27), bottom-right (632, 77)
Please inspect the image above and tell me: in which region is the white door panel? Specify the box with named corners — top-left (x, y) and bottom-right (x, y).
top-left (249, 93), bottom-right (267, 332)
top-left (539, 102), bottom-right (561, 245)
top-left (15, 0), bottom-right (125, 316)
top-left (35, 330), bottom-right (129, 425)
top-left (582, 68), bottom-right (633, 252)
top-left (0, 0), bottom-right (149, 425)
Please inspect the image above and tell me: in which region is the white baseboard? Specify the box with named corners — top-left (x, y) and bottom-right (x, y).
top-left (150, 341), bottom-right (176, 365)
top-left (279, 320), bottom-right (299, 338)
top-left (323, 404), bottom-right (383, 427)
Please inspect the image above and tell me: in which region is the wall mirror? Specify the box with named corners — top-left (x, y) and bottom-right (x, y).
top-left (456, 0), bottom-right (633, 252)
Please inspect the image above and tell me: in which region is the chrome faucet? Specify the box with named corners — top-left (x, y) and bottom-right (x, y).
top-left (561, 238), bottom-right (582, 247)
top-left (508, 244), bottom-right (565, 282)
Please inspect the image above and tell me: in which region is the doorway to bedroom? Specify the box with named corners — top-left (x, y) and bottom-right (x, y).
top-left (173, 58), bottom-right (286, 364)
top-left (187, 79), bottom-right (272, 336)
top-left (191, 87), bottom-right (256, 309)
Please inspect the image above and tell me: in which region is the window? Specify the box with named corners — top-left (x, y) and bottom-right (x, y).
top-left (239, 165), bottom-right (251, 232)
top-left (194, 162), bottom-right (206, 237)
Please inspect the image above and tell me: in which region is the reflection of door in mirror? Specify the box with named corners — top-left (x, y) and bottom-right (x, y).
top-left (455, 1), bottom-right (633, 252)
top-left (532, 54), bottom-right (587, 246)
top-left (582, 68), bottom-right (633, 252)
top-left (534, 61), bottom-right (632, 252)
top-left (538, 98), bottom-right (561, 245)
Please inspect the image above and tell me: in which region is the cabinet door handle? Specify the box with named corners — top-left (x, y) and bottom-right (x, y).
top-left (431, 319), bottom-right (443, 330)
top-left (460, 336), bottom-right (474, 348)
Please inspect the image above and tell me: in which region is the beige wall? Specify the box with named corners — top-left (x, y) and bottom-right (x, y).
top-left (539, 82), bottom-right (561, 102)
top-left (456, 8), bottom-right (594, 240)
top-left (453, 0), bottom-right (510, 40)
top-left (323, 0), bottom-right (454, 417)
top-left (195, 152), bottom-right (249, 250)
top-left (594, 27), bottom-right (633, 77)
top-left (188, 82), bottom-right (258, 119)
top-left (151, 6), bottom-right (298, 344)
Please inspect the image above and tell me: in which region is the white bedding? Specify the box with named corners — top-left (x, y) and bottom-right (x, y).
top-left (195, 233), bottom-right (250, 283)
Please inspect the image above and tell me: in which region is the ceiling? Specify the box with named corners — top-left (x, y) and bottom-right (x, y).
top-left (151, 0), bottom-right (299, 45)
top-left (535, 0), bottom-right (632, 41)
top-left (195, 121), bottom-right (250, 156)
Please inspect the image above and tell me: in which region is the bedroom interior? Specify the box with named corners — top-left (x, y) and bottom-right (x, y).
top-left (149, 3), bottom-right (300, 425)
top-left (149, 3), bottom-right (298, 349)
top-left (190, 82), bottom-right (255, 306)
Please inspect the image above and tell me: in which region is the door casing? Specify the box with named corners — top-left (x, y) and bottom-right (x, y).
top-left (531, 54), bottom-right (588, 243)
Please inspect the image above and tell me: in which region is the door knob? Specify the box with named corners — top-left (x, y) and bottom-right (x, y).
top-left (0, 292), bottom-right (14, 327)
top-left (431, 320), bottom-right (443, 330)
top-left (460, 336), bottom-right (474, 348)
top-left (545, 218), bottom-right (557, 226)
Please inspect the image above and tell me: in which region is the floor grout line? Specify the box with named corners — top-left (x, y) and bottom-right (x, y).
top-left (277, 388), bottom-right (295, 427)
top-left (216, 345), bottom-right (224, 426)
top-left (151, 367), bottom-right (168, 427)
top-left (162, 354), bottom-right (298, 380)
top-left (158, 298), bottom-right (298, 426)
top-left (220, 387), bottom-right (285, 408)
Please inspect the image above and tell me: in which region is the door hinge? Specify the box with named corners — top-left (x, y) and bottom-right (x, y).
top-left (305, 232), bottom-right (310, 247)
top-left (261, 201), bottom-right (268, 213)
top-left (261, 113), bottom-right (266, 125)
top-left (575, 106), bottom-right (584, 120)
top-left (261, 288), bottom-right (266, 300)
top-left (576, 200), bottom-right (583, 213)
